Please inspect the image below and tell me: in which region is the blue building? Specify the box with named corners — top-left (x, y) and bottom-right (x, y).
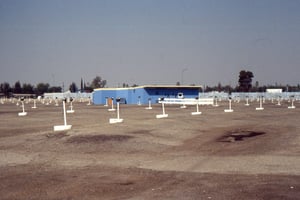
top-left (92, 85), bottom-right (202, 105)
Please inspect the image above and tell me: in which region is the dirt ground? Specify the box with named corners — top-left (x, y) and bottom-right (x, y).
top-left (0, 99), bottom-right (300, 200)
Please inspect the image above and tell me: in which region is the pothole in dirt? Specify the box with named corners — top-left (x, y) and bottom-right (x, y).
top-left (66, 134), bottom-right (133, 144)
top-left (217, 130), bottom-right (266, 142)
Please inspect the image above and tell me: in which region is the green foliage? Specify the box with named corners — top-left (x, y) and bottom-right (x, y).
top-left (91, 76), bottom-right (107, 89)
top-left (48, 86), bottom-right (62, 93)
top-left (13, 81), bottom-right (22, 93)
top-left (69, 82), bottom-right (78, 93)
top-left (80, 78), bottom-right (84, 92)
top-left (35, 83), bottom-right (50, 95)
top-left (22, 83), bottom-right (34, 94)
top-left (122, 83), bottom-right (129, 88)
top-left (238, 70), bottom-right (254, 92)
top-left (0, 82), bottom-right (12, 97)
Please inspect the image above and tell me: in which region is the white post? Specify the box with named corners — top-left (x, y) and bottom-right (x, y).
top-left (260, 97), bottom-right (263, 107)
top-left (32, 99), bottom-right (37, 109)
top-left (277, 96), bottom-right (281, 106)
top-left (67, 99), bottom-right (75, 113)
top-left (180, 103), bottom-right (187, 109)
top-left (213, 96), bottom-right (219, 107)
top-left (53, 99), bottom-right (72, 131)
top-left (191, 98), bottom-right (202, 115)
top-left (191, 103), bottom-right (202, 115)
top-left (145, 98), bottom-right (152, 109)
top-left (224, 98), bottom-right (233, 112)
top-left (109, 98), bottom-right (123, 124)
top-left (22, 101), bottom-right (25, 112)
top-left (245, 97), bottom-right (250, 106)
top-left (63, 100), bottom-right (67, 126)
top-left (108, 98), bottom-right (116, 111)
top-left (104, 97), bottom-right (108, 107)
top-left (117, 102), bottom-right (120, 119)
top-left (156, 98), bottom-right (168, 118)
top-left (256, 96), bottom-right (264, 110)
top-left (288, 96), bottom-right (296, 109)
top-left (18, 99), bottom-right (27, 116)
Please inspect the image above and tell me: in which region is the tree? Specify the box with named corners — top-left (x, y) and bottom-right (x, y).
top-left (0, 82), bottom-right (11, 97)
top-left (13, 81), bottom-right (22, 93)
top-left (35, 83), bottom-right (50, 95)
top-left (22, 83), bottom-right (34, 94)
top-left (83, 82), bottom-right (93, 92)
top-left (91, 76), bottom-right (107, 89)
top-left (69, 82), bottom-right (78, 93)
top-left (48, 86), bottom-right (62, 93)
top-left (238, 70), bottom-right (254, 92)
top-left (80, 78), bottom-right (84, 92)
top-left (217, 82), bottom-right (222, 92)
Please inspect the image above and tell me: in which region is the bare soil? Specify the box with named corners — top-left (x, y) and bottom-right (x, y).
top-left (0, 99), bottom-right (300, 199)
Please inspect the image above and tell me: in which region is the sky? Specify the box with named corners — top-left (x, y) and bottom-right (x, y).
top-left (1, 0), bottom-right (300, 88)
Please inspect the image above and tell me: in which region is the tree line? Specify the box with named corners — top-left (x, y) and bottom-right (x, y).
top-left (1, 71), bottom-right (300, 97)
top-left (205, 82), bottom-right (300, 93)
top-left (0, 76), bottom-right (107, 97)
top-left (205, 70), bottom-right (300, 93)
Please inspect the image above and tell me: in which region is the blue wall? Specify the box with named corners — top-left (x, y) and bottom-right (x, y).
top-left (92, 87), bottom-right (200, 105)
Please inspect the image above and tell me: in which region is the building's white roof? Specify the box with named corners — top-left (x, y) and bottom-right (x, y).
top-left (94, 85), bottom-right (203, 91)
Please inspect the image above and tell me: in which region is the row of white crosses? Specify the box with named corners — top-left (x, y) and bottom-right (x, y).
top-left (156, 95), bottom-right (297, 118)
top-left (156, 97), bottom-right (204, 118)
top-left (108, 97), bottom-right (153, 123)
top-left (224, 95), bottom-right (296, 112)
top-left (9, 96), bottom-right (75, 131)
top-left (23, 97), bottom-right (92, 131)
top-left (17, 97), bottom-right (76, 117)
top-left (11, 94), bottom-right (299, 131)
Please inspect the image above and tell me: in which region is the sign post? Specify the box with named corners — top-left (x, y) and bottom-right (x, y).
top-left (54, 99), bottom-right (72, 131)
top-left (109, 98), bottom-right (124, 124)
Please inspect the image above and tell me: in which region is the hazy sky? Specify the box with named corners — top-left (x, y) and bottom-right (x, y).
top-left (1, 0), bottom-right (300, 88)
